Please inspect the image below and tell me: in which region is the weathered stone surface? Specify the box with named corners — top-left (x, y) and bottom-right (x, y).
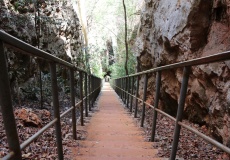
top-left (133, 0), bottom-right (230, 145)
top-left (14, 108), bottom-right (42, 127)
top-left (14, 108), bottom-right (51, 127)
top-left (0, 0), bottom-right (83, 97)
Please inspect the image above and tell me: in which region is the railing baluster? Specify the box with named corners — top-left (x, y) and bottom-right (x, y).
top-left (130, 76), bottom-right (134, 112)
top-left (89, 75), bottom-right (92, 111)
top-left (95, 78), bottom-right (96, 103)
top-left (117, 79), bottom-right (119, 94)
top-left (98, 79), bottom-right (102, 96)
top-left (134, 75), bottom-right (139, 118)
top-left (85, 73), bottom-right (88, 117)
top-left (123, 77), bottom-right (126, 102)
top-left (95, 78), bottom-right (97, 99)
top-left (3, 27), bottom-right (230, 159)
top-left (96, 78), bottom-right (98, 96)
top-left (92, 77), bottom-right (94, 103)
top-left (124, 78), bottom-right (126, 103)
top-left (114, 79), bottom-right (117, 94)
top-left (69, 68), bottom-right (76, 140)
top-left (119, 79), bottom-right (122, 99)
top-left (125, 77), bottom-right (128, 104)
top-left (92, 77), bottom-right (95, 103)
top-left (114, 80), bottom-right (117, 93)
top-left (141, 74), bottom-right (148, 127)
top-left (170, 66), bottom-right (190, 160)
top-left (121, 78), bottom-right (123, 100)
top-left (0, 41), bottom-right (22, 160)
top-left (0, 31), bottom-right (103, 159)
top-left (119, 79), bottom-right (122, 97)
top-left (151, 71), bottom-right (161, 142)
top-left (126, 76), bottom-right (130, 108)
top-left (122, 78), bottom-right (125, 102)
top-left (99, 79), bottom-right (101, 94)
top-left (50, 62), bottom-right (64, 160)
top-left (79, 71), bottom-right (84, 126)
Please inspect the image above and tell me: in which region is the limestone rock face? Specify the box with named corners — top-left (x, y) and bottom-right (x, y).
top-left (134, 0), bottom-right (230, 145)
top-left (0, 0), bottom-right (82, 60)
top-left (0, 0), bottom-right (83, 96)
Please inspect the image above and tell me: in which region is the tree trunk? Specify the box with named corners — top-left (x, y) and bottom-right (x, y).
top-left (123, 0), bottom-right (129, 76)
top-left (77, 0), bottom-right (90, 73)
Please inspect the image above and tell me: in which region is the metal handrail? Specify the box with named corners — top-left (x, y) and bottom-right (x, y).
top-left (117, 50), bottom-right (230, 78)
top-left (0, 30), bottom-right (102, 160)
top-left (111, 50), bottom-right (230, 159)
top-left (0, 30), bottom-right (73, 68)
top-left (0, 30), bottom-right (94, 74)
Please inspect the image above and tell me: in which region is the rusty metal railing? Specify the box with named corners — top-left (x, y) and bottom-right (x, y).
top-left (111, 51), bottom-right (230, 159)
top-left (0, 30), bottom-right (102, 160)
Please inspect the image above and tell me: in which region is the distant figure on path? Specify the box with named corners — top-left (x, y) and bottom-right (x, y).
top-left (105, 75), bottom-right (110, 82)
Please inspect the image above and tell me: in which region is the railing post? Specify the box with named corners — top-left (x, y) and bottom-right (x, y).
top-left (151, 71), bottom-right (161, 142)
top-left (84, 73), bottom-right (88, 117)
top-left (119, 79), bottom-right (122, 97)
top-left (125, 77), bottom-right (128, 104)
top-left (79, 71), bottom-right (84, 126)
top-left (50, 62), bottom-right (64, 160)
top-left (117, 79), bottom-right (119, 96)
top-left (115, 79), bottom-right (118, 93)
top-left (141, 74), bottom-right (148, 127)
top-left (89, 75), bottom-right (92, 111)
top-left (124, 77), bottom-right (128, 104)
top-left (134, 75), bottom-right (139, 118)
top-left (95, 78), bottom-right (98, 99)
top-left (98, 78), bottom-right (100, 94)
top-left (91, 76), bottom-right (94, 104)
top-left (123, 78), bottom-right (126, 103)
top-left (126, 76), bottom-right (130, 108)
top-left (121, 78), bottom-right (123, 100)
top-left (114, 79), bottom-right (116, 92)
top-left (123, 77), bottom-right (126, 102)
top-left (170, 67), bottom-right (190, 160)
top-left (120, 79), bottom-right (122, 97)
top-left (97, 78), bottom-right (100, 96)
top-left (0, 41), bottom-right (22, 160)
top-left (130, 76), bottom-right (134, 112)
top-left (69, 68), bottom-right (76, 140)
top-left (92, 76), bottom-right (95, 103)
top-left (122, 78), bottom-right (124, 102)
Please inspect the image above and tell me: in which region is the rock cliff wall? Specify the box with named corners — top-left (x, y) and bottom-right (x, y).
top-left (0, 0), bottom-right (83, 96)
top-left (133, 0), bottom-right (230, 146)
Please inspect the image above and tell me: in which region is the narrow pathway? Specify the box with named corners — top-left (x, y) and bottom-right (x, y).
top-left (70, 83), bottom-right (163, 160)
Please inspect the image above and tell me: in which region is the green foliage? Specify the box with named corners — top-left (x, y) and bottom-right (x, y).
top-left (84, 0), bottom-right (140, 77)
top-left (88, 46), bottom-right (104, 78)
top-left (91, 63), bottom-right (104, 78)
top-left (109, 49), bottom-right (136, 78)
